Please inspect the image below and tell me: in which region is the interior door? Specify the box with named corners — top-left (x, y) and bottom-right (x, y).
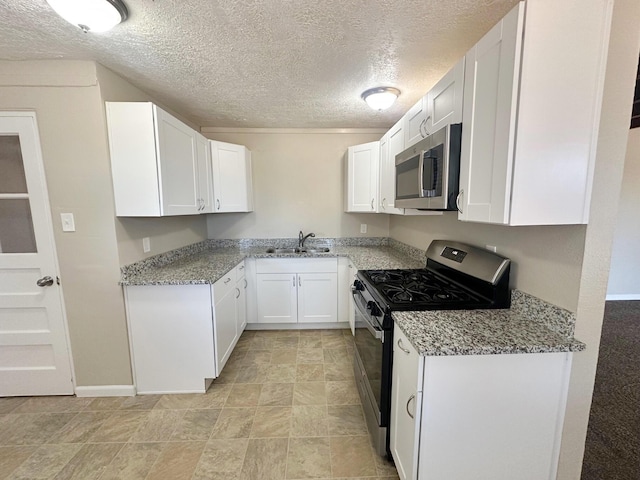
top-left (0, 113), bottom-right (74, 396)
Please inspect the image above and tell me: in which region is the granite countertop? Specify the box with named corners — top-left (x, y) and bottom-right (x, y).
top-left (120, 238), bottom-right (424, 286)
top-left (394, 290), bottom-right (585, 356)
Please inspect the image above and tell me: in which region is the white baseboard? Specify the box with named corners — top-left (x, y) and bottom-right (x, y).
top-left (75, 385), bottom-right (136, 397)
top-left (245, 322), bottom-right (350, 331)
top-left (605, 294), bottom-right (640, 301)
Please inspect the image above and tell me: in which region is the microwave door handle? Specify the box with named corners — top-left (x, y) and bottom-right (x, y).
top-left (422, 152), bottom-right (438, 197)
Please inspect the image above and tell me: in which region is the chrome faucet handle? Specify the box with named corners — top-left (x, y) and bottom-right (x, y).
top-left (298, 230), bottom-right (304, 247)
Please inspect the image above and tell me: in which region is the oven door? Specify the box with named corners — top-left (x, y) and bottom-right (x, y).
top-left (352, 290), bottom-right (385, 423)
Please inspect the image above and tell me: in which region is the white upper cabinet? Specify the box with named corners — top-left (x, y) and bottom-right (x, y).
top-left (404, 58), bottom-right (464, 149)
top-left (459, 0), bottom-right (612, 225)
top-left (345, 141), bottom-right (379, 213)
top-left (106, 102), bottom-right (208, 217)
top-left (210, 140), bottom-right (254, 213)
top-left (425, 58), bottom-right (464, 135)
top-left (379, 119), bottom-right (405, 215)
top-left (195, 132), bottom-right (214, 213)
top-left (404, 96), bottom-right (428, 149)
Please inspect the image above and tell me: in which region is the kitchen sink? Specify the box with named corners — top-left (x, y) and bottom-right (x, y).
top-left (265, 247), bottom-right (298, 254)
top-left (264, 247), bottom-right (331, 254)
top-left (299, 247), bottom-right (331, 253)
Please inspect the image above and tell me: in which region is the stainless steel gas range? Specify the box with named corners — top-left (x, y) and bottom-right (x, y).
top-left (351, 240), bottom-right (511, 457)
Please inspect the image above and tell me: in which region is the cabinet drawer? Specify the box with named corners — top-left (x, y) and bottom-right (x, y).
top-left (213, 268), bottom-right (237, 301)
top-left (256, 258), bottom-right (338, 274)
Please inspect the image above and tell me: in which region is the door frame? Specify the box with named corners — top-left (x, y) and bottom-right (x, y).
top-left (0, 110), bottom-right (76, 394)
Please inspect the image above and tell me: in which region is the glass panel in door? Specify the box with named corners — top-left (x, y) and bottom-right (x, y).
top-left (0, 135), bottom-right (37, 253)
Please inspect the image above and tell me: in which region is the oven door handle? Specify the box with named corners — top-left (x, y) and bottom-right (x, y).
top-left (352, 291), bottom-right (384, 341)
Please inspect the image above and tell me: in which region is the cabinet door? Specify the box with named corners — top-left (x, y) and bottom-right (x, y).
top-left (404, 96), bottom-right (428, 148)
top-left (236, 279), bottom-right (247, 332)
top-left (211, 140), bottom-right (252, 213)
top-left (348, 263), bottom-right (356, 335)
top-left (297, 273), bottom-right (338, 323)
top-left (345, 142), bottom-right (379, 212)
top-left (458, 3), bottom-right (524, 224)
top-left (379, 120), bottom-right (405, 215)
top-left (195, 132), bottom-right (214, 213)
top-left (213, 287), bottom-right (238, 376)
top-left (155, 107), bottom-right (199, 216)
top-left (426, 57), bottom-right (464, 134)
top-left (256, 273), bottom-right (298, 323)
top-left (391, 325), bottom-right (424, 480)
top-left (385, 120), bottom-right (406, 214)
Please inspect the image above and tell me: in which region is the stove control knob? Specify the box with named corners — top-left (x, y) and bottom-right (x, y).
top-left (352, 280), bottom-right (364, 292)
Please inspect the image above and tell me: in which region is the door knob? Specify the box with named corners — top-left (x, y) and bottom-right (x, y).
top-left (36, 276), bottom-right (54, 287)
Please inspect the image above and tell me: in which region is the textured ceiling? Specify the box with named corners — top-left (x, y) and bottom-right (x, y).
top-left (0, 0), bottom-right (520, 128)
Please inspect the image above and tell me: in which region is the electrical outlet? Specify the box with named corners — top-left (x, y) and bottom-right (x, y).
top-left (60, 213), bottom-right (75, 232)
top-left (486, 245), bottom-right (497, 253)
top-left (360, 224), bottom-right (367, 234)
top-left (143, 237), bottom-right (151, 253)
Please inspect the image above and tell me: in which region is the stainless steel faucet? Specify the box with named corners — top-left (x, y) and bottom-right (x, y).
top-left (298, 230), bottom-right (315, 248)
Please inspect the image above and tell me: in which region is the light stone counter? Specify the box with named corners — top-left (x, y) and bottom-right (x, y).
top-left (393, 290), bottom-right (585, 356)
top-left (120, 237), bottom-right (424, 286)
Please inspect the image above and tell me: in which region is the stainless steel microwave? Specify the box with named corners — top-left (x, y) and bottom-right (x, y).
top-left (395, 123), bottom-right (461, 210)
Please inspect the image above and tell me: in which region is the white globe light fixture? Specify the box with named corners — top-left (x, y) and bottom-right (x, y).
top-left (46, 0), bottom-right (128, 33)
top-left (361, 87), bottom-right (401, 111)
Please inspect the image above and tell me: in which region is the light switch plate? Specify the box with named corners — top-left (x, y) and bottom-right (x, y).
top-left (360, 224), bottom-right (367, 233)
top-left (61, 213), bottom-right (75, 232)
top-left (143, 237), bottom-right (151, 253)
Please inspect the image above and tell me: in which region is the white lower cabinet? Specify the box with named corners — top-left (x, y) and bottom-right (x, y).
top-left (337, 258), bottom-right (357, 334)
top-left (125, 261), bottom-right (246, 394)
top-left (390, 326), bottom-right (424, 480)
top-left (390, 324), bottom-right (572, 480)
top-left (255, 258), bottom-right (338, 325)
top-left (256, 273), bottom-right (298, 323)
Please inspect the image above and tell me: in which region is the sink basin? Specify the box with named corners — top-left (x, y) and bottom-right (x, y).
top-left (264, 247), bottom-right (331, 254)
top-left (299, 247), bottom-right (331, 253)
top-left (265, 247), bottom-right (298, 254)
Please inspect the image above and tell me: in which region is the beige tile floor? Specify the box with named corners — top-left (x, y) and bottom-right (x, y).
top-left (0, 329), bottom-right (399, 480)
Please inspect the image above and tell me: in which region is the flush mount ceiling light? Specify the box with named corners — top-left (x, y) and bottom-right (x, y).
top-left (361, 87), bottom-right (401, 111)
top-left (46, 0), bottom-right (128, 33)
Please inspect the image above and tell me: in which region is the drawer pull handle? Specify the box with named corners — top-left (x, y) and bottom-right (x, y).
top-left (406, 394), bottom-right (416, 419)
top-left (397, 338), bottom-right (411, 355)
top-left (235, 288), bottom-right (240, 299)
top-left (224, 278), bottom-right (231, 284)
top-left (244, 279), bottom-right (248, 289)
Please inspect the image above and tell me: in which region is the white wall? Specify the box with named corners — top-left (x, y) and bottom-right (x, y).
top-left (203, 129), bottom-right (390, 240)
top-left (607, 127), bottom-right (640, 299)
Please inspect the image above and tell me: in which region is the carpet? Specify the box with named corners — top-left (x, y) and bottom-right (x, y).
top-left (581, 300), bottom-right (640, 480)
